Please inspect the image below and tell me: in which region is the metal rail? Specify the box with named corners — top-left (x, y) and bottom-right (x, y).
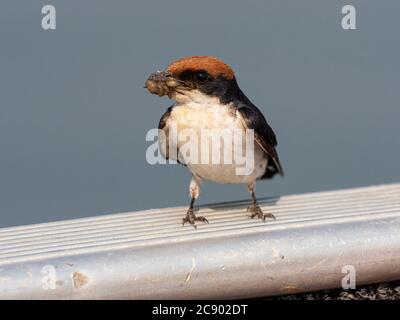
top-left (1, 183), bottom-right (400, 299)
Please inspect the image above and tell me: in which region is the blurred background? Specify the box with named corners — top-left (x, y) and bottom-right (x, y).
top-left (0, 0), bottom-right (399, 227)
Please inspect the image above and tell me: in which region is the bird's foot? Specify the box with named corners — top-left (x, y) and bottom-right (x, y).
top-left (182, 208), bottom-right (209, 229)
top-left (247, 204), bottom-right (275, 222)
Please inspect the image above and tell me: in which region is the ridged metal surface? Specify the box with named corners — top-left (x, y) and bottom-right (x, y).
top-left (1, 183), bottom-right (400, 299)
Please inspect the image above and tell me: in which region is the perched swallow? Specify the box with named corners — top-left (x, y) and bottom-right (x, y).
top-left (145, 56), bottom-right (283, 228)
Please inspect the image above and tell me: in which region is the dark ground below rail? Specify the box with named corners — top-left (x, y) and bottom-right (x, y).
top-left (269, 281), bottom-right (400, 300)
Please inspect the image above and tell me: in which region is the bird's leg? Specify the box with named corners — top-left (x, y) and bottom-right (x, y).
top-left (247, 183), bottom-right (275, 222)
top-left (182, 176), bottom-right (209, 228)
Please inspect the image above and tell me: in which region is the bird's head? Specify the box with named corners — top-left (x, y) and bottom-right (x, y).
top-left (145, 56), bottom-right (241, 104)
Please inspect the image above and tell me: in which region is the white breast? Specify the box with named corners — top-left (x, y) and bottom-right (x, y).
top-left (164, 91), bottom-right (268, 184)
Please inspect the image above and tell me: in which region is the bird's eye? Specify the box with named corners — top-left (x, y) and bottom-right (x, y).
top-left (194, 71), bottom-right (208, 83)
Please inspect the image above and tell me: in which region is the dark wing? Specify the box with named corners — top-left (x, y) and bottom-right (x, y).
top-left (158, 106), bottom-right (173, 131)
top-left (236, 101), bottom-right (283, 179)
top-left (158, 105), bottom-right (173, 160)
top-left (158, 105), bottom-right (186, 166)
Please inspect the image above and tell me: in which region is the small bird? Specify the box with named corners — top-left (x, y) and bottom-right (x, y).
top-left (145, 56), bottom-right (283, 228)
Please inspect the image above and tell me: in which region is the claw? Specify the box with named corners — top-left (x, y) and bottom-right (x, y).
top-left (247, 204), bottom-right (275, 222)
top-left (182, 209), bottom-right (209, 228)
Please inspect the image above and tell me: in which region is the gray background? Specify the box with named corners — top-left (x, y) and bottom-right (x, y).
top-left (0, 1), bottom-right (399, 228)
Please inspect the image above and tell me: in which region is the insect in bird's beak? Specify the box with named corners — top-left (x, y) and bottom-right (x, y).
top-left (145, 71), bottom-right (181, 98)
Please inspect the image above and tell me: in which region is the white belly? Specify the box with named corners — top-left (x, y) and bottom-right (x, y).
top-left (164, 101), bottom-right (268, 184)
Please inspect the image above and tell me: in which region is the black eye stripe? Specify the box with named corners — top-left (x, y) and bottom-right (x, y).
top-left (177, 70), bottom-right (210, 84)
